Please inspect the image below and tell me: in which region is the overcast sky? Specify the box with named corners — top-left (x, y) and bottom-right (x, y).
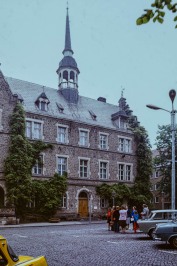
top-left (0, 0), bottom-right (177, 148)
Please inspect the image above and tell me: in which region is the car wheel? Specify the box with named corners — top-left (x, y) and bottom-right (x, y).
top-left (169, 237), bottom-right (177, 248)
top-left (148, 228), bottom-right (155, 239)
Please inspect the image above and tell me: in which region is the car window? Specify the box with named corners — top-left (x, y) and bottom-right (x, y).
top-left (153, 213), bottom-right (164, 220)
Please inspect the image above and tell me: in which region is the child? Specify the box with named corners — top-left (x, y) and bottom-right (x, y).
top-left (133, 210), bottom-right (139, 233)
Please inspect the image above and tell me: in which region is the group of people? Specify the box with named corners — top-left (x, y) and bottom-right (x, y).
top-left (106, 204), bottom-right (149, 234)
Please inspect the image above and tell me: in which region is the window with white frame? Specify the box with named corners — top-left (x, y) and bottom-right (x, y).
top-left (57, 125), bottom-right (68, 144)
top-left (99, 161), bottom-right (109, 179)
top-left (118, 136), bottom-right (132, 153)
top-left (155, 197), bottom-right (159, 203)
top-left (57, 157), bottom-right (67, 176)
top-left (79, 159), bottom-right (89, 178)
top-left (40, 101), bottom-right (48, 111)
top-left (100, 198), bottom-right (106, 208)
top-left (61, 194), bottom-right (67, 208)
top-left (26, 119), bottom-right (43, 140)
top-left (118, 163), bottom-right (132, 181)
top-left (155, 170), bottom-right (160, 178)
top-left (99, 133), bottom-right (108, 150)
top-left (79, 129), bottom-right (89, 147)
top-left (125, 165), bottom-right (131, 181)
top-left (32, 155), bottom-right (43, 175)
top-left (118, 164), bottom-right (124, 181)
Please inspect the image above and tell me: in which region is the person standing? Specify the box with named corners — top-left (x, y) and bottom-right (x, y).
top-left (119, 206), bottom-right (127, 233)
top-left (111, 206), bottom-right (116, 231)
top-left (126, 206), bottom-right (131, 229)
top-left (113, 206), bottom-right (120, 233)
top-left (133, 210), bottom-right (139, 233)
top-left (141, 204), bottom-right (149, 220)
top-left (106, 207), bottom-right (112, 230)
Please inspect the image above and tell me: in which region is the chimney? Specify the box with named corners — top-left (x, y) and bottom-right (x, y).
top-left (97, 97), bottom-right (106, 103)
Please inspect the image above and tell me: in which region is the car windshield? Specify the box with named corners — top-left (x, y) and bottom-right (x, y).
top-left (7, 245), bottom-right (19, 262)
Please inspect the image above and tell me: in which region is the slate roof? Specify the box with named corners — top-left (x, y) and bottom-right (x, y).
top-left (59, 56), bottom-right (79, 71)
top-left (5, 76), bottom-right (132, 132)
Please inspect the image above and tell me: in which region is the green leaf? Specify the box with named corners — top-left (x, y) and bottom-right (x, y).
top-left (153, 17), bottom-right (157, 23)
top-left (136, 18), bottom-right (143, 25)
top-left (165, 0), bottom-right (171, 4)
top-left (157, 17), bottom-right (164, 24)
top-left (159, 11), bottom-right (165, 17)
top-left (167, 4), bottom-right (173, 9)
top-left (175, 24), bottom-right (177, 28)
top-left (174, 16), bottom-right (177, 21)
top-left (143, 16), bottom-right (150, 24)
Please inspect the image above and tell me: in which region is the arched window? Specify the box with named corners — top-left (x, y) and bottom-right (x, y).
top-left (79, 191), bottom-right (87, 198)
top-left (63, 70), bottom-right (68, 81)
top-left (70, 71), bottom-right (75, 82)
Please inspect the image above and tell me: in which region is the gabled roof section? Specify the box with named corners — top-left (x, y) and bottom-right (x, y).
top-left (35, 92), bottom-right (50, 104)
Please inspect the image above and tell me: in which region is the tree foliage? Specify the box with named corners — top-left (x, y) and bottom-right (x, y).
top-left (4, 102), bottom-right (66, 217)
top-left (131, 126), bottom-right (153, 207)
top-left (137, 0), bottom-right (177, 28)
top-left (154, 125), bottom-right (177, 201)
top-left (32, 173), bottom-right (67, 217)
top-left (96, 125), bottom-right (152, 210)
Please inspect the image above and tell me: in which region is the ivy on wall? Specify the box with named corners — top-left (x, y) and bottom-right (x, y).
top-left (4, 102), bottom-right (67, 218)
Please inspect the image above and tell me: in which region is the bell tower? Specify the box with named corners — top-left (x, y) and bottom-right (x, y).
top-left (56, 7), bottom-right (80, 103)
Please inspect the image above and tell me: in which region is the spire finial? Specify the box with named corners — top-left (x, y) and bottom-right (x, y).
top-left (67, 1), bottom-right (69, 12)
top-left (63, 2), bottom-right (73, 55)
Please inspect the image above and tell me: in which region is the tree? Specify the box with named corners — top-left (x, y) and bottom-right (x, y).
top-left (96, 183), bottom-right (131, 207)
top-left (4, 103), bottom-right (52, 216)
top-left (137, 0), bottom-right (177, 28)
top-left (32, 173), bottom-right (67, 218)
top-left (131, 126), bottom-right (153, 209)
top-left (154, 125), bottom-right (177, 204)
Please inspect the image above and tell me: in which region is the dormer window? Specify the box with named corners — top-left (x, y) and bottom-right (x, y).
top-left (35, 92), bottom-right (50, 111)
top-left (40, 101), bottom-right (47, 111)
top-left (89, 110), bottom-right (97, 120)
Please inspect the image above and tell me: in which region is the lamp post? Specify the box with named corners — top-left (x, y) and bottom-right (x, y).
top-left (112, 191), bottom-right (116, 207)
top-left (146, 89), bottom-right (176, 210)
top-left (88, 191), bottom-right (92, 224)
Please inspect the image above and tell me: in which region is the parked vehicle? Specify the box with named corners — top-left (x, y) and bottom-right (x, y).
top-left (153, 222), bottom-right (177, 248)
top-left (138, 209), bottom-right (177, 239)
top-left (0, 235), bottom-right (48, 265)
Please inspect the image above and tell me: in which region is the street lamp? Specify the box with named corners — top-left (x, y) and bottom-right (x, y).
top-left (146, 89), bottom-right (176, 210)
top-left (161, 191), bottom-right (165, 210)
top-left (112, 191), bottom-right (116, 207)
top-left (88, 191), bottom-right (92, 224)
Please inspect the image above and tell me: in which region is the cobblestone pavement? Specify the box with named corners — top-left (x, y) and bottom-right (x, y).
top-left (1, 223), bottom-right (177, 266)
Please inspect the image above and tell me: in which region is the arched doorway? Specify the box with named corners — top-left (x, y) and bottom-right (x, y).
top-left (0, 187), bottom-right (5, 207)
top-left (78, 191), bottom-right (88, 218)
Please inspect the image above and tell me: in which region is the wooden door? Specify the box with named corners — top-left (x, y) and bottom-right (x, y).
top-left (78, 199), bottom-right (88, 217)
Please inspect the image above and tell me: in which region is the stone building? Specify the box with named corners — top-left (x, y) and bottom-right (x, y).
top-left (0, 8), bottom-right (139, 218)
top-left (150, 150), bottom-right (170, 210)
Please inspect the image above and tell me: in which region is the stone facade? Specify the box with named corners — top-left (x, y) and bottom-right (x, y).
top-left (0, 8), bottom-right (139, 218)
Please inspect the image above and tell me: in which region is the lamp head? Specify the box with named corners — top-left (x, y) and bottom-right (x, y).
top-left (169, 89), bottom-right (176, 103)
top-left (146, 104), bottom-right (161, 110)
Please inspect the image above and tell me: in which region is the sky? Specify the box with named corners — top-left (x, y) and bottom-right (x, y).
top-left (0, 0), bottom-right (177, 148)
